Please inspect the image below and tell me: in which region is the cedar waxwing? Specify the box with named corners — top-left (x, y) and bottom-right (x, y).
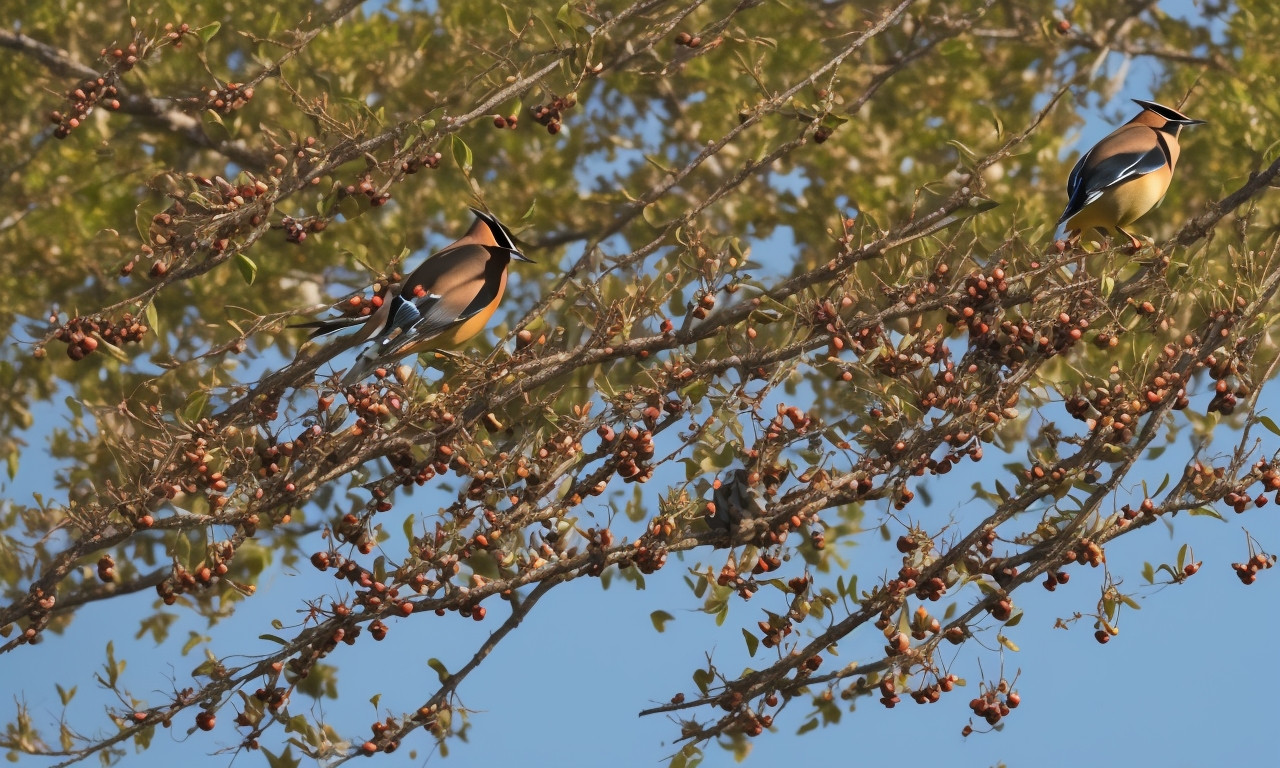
top-left (299, 208), bottom-right (533, 385)
top-left (1059, 99), bottom-right (1205, 250)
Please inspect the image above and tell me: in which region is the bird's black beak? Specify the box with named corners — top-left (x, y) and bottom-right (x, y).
top-left (506, 248), bottom-right (535, 263)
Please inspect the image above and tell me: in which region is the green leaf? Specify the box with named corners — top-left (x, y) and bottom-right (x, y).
top-left (650, 610), bottom-right (674, 632)
top-left (258, 634), bottom-right (289, 645)
top-left (797, 717), bottom-right (819, 735)
top-left (235, 252), bottom-right (257, 285)
top-left (1142, 562), bottom-right (1154, 584)
top-left (672, 744), bottom-right (703, 768)
top-left (135, 203), bottom-right (154, 243)
top-left (692, 667), bottom-right (713, 695)
top-left (427, 657), bottom-right (450, 682)
top-left (201, 109), bottom-right (230, 143)
top-left (947, 138), bottom-right (978, 160)
top-left (503, 6), bottom-right (523, 36)
top-left (104, 641), bottom-right (123, 687)
top-left (181, 631), bottom-right (205, 655)
top-left (263, 746), bottom-right (302, 768)
top-left (144, 302), bottom-right (160, 337)
top-left (642, 201), bottom-right (668, 228)
top-left (996, 634), bottom-right (1019, 652)
top-left (1258, 415), bottom-right (1280, 438)
top-left (741, 628), bottom-right (759, 657)
top-left (191, 658), bottom-right (221, 677)
top-left (173, 532), bottom-right (191, 568)
top-left (198, 21), bottom-right (221, 44)
top-left (451, 134), bottom-right (473, 174)
top-left (337, 193), bottom-right (365, 221)
top-left (134, 723), bottom-right (154, 750)
top-left (183, 390), bottom-right (209, 423)
top-left (1188, 505), bottom-right (1225, 521)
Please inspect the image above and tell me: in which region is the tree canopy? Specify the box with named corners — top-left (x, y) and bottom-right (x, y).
top-left (1, 0), bottom-right (1278, 765)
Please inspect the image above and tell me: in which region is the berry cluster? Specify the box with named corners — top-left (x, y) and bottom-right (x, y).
top-left (632, 529), bottom-right (669, 574)
top-left (910, 674), bottom-right (959, 705)
top-left (1068, 538), bottom-right (1105, 568)
top-left (945, 267), bottom-right (1010, 336)
top-left (162, 22), bottom-right (193, 46)
top-left (674, 31), bottom-right (704, 47)
top-left (204, 82), bottom-right (254, 113)
top-left (713, 691), bottom-right (773, 737)
top-left (280, 212), bottom-right (334, 243)
top-left (399, 151), bottom-right (442, 174)
top-left (1204, 343), bottom-right (1253, 415)
top-left (140, 173), bottom-right (271, 274)
top-left (965, 679), bottom-right (1019, 729)
top-left (714, 555), bottom-right (762, 599)
top-left (333, 512), bottom-right (378, 555)
top-left (100, 41), bottom-right (141, 69)
top-left (1232, 552), bottom-right (1274, 585)
top-left (877, 676), bottom-right (901, 708)
top-left (1220, 458), bottom-right (1280, 512)
top-left (155, 541), bottom-right (235, 605)
top-left (171, 434), bottom-right (249, 512)
top-left (596, 424), bottom-right (655, 483)
top-left (1064, 373), bottom-right (1146, 447)
top-left (342, 175), bottom-right (390, 207)
top-left (529, 93), bottom-right (575, 135)
top-left (51, 313), bottom-right (149, 361)
top-left (1041, 569), bottom-right (1070, 591)
top-left (361, 716), bottom-right (403, 755)
top-left (49, 76), bottom-right (122, 138)
top-left (97, 554), bottom-right (116, 582)
top-left (339, 384), bottom-right (404, 436)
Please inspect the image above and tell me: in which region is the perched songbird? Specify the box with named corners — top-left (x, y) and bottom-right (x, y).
top-left (1059, 99), bottom-right (1205, 250)
top-left (299, 208), bottom-right (533, 385)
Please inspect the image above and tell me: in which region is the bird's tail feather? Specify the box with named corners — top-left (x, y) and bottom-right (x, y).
top-left (339, 332), bottom-right (423, 386)
top-left (292, 316), bottom-right (366, 339)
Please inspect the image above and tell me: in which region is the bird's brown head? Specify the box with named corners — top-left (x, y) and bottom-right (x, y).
top-left (467, 207), bottom-right (532, 262)
top-left (1130, 99), bottom-right (1206, 135)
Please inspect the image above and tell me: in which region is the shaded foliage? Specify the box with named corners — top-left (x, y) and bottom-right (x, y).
top-left (1, 0), bottom-right (1279, 764)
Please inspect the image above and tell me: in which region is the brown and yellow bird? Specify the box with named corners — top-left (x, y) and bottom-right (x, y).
top-left (300, 208), bottom-right (532, 385)
top-left (1059, 99), bottom-right (1205, 250)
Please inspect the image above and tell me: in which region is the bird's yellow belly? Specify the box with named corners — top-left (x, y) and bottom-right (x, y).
top-left (434, 301), bottom-right (500, 348)
top-left (1066, 171), bottom-right (1170, 232)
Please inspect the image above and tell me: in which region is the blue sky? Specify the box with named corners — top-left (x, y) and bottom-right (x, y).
top-left (3, 1), bottom-right (1276, 766)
